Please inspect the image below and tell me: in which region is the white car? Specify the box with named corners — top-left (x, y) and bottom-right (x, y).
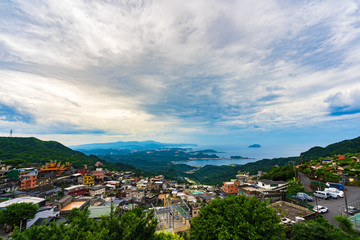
top-left (324, 187), bottom-right (344, 198)
top-left (313, 205), bottom-right (328, 213)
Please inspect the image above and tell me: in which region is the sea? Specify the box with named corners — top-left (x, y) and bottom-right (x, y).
top-left (177, 144), bottom-right (312, 167)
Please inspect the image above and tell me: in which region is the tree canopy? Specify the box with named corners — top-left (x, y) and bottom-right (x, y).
top-left (0, 202), bottom-right (39, 228)
top-left (286, 180), bottom-right (305, 195)
top-left (190, 195), bottom-right (284, 240)
top-left (11, 206), bottom-right (182, 240)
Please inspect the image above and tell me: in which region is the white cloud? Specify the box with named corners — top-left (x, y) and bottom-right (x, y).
top-left (1, 0), bottom-right (360, 144)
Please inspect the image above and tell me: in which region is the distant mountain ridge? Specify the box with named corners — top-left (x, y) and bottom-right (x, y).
top-left (71, 140), bottom-right (197, 151)
top-left (0, 137), bottom-right (137, 171)
top-left (300, 136), bottom-right (360, 160)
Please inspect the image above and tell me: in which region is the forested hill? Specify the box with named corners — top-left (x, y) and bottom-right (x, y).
top-left (0, 137), bottom-right (136, 171)
top-left (300, 136), bottom-right (360, 160)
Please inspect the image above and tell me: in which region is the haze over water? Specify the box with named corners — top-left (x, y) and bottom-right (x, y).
top-left (179, 144), bottom-right (313, 167)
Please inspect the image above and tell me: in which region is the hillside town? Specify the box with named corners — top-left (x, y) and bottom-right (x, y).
top-left (1, 151), bottom-right (360, 239)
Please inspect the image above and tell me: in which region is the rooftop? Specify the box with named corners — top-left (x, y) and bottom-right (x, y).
top-left (0, 196), bottom-right (45, 208)
top-left (64, 185), bottom-right (86, 191)
top-left (60, 201), bottom-right (87, 211)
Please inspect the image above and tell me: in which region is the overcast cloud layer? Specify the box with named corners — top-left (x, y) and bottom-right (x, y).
top-left (1, 0), bottom-right (360, 146)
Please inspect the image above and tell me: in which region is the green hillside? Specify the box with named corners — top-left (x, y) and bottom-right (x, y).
top-left (300, 136), bottom-right (360, 160)
top-left (0, 137), bottom-right (136, 171)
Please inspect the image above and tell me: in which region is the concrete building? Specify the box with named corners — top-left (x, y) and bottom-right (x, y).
top-left (89, 185), bottom-right (106, 196)
top-left (0, 196), bottom-right (46, 209)
top-left (256, 179), bottom-right (286, 190)
top-left (83, 174), bottom-right (94, 187)
top-left (222, 181), bottom-right (239, 194)
top-left (64, 185), bottom-right (87, 197)
top-left (19, 169), bottom-right (38, 190)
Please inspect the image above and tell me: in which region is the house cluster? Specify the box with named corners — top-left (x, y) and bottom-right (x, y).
top-left (298, 153), bottom-right (360, 183)
top-left (0, 159), bottom-right (221, 233)
top-left (221, 171), bottom-right (316, 225)
top-left (0, 161), bottom-right (315, 233)
top-left (221, 171), bottom-right (288, 202)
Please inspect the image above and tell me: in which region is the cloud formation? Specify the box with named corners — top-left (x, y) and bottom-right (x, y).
top-left (1, 0), bottom-right (360, 145)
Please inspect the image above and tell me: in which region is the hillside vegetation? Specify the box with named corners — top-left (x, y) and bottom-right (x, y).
top-left (0, 137), bottom-right (137, 172)
top-left (300, 136), bottom-right (360, 160)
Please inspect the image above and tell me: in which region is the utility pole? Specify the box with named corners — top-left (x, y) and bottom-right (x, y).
top-left (343, 174), bottom-right (349, 214)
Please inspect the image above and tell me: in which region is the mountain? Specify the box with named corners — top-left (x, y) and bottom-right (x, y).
top-left (0, 137), bottom-right (136, 171)
top-left (300, 136), bottom-right (360, 160)
top-left (70, 140), bottom-right (197, 152)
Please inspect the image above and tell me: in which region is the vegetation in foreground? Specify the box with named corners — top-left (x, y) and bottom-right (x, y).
top-left (7, 196), bottom-right (359, 240)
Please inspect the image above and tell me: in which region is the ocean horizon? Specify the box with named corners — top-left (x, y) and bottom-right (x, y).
top-left (178, 144), bottom-right (313, 167)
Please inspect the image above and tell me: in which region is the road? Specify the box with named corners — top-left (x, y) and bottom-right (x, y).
top-left (299, 172), bottom-right (360, 226)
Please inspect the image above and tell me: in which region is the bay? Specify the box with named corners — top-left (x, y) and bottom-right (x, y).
top-left (177, 144), bottom-right (311, 167)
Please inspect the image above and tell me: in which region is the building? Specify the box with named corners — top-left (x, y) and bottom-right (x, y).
top-left (39, 161), bottom-right (72, 172)
top-left (321, 159), bottom-right (333, 164)
top-left (83, 174), bottom-right (95, 187)
top-left (76, 167), bottom-right (91, 176)
top-left (256, 179), bottom-right (286, 190)
top-left (89, 185), bottom-right (106, 196)
top-left (7, 168), bottom-right (35, 180)
top-left (222, 181), bottom-right (239, 194)
top-left (64, 185), bottom-right (87, 197)
top-left (92, 170), bottom-right (104, 182)
top-left (19, 169), bottom-right (38, 190)
top-left (0, 196), bottom-right (46, 209)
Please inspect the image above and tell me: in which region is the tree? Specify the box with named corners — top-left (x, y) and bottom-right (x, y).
top-left (334, 216), bottom-right (357, 236)
top-left (11, 206), bottom-right (161, 240)
top-left (286, 180), bottom-right (305, 195)
top-left (0, 202), bottom-right (39, 229)
top-left (190, 195), bottom-right (284, 240)
top-left (291, 216), bottom-right (360, 240)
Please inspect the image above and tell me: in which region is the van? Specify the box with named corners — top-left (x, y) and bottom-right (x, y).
top-left (313, 191), bottom-right (330, 199)
top-left (324, 187), bottom-right (344, 198)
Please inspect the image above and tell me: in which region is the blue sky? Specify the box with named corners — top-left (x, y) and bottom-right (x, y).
top-left (1, 0), bottom-right (360, 149)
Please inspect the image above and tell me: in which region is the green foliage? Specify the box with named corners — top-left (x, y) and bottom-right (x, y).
top-left (11, 206), bottom-right (159, 240)
top-left (0, 137), bottom-right (142, 174)
top-left (300, 136), bottom-right (360, 160)
top-left (190, 195), bottom-right (284, 240)
top-left (291, 216), bottom-right (359, 240)
top-left (0, 202), bottom-right (39, 227)
top-left (189, 157), bottom-right (301, 185)
top-left (154, 230), bottom-right (184, 240)
top-left (261, 165), bottom-right (295, 181)
top-left (334, 216), bottom-right (357, 236)
top-left (286, 181), bottom-right (305, 195)
top-left (313, 168), bottom-right (342, 182)
top-left (0, 158), bottom-right (27, 165)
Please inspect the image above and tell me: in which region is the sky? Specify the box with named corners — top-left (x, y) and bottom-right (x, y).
top-left (1, 0), bottom-right (360, 149)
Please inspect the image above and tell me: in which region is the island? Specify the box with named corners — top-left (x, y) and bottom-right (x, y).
top-left (248, 144), bottom-right (261, 148)
top-left (230, 156), bottom-right (253, 159)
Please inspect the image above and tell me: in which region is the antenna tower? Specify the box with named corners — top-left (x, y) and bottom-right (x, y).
top-left (10, 129), bottom-right (13, 137)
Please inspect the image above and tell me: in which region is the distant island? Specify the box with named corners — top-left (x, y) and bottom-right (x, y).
top-left (230, 156), bottom-right (253, 159)
top-left (248, 144), bottom-right (261, 148)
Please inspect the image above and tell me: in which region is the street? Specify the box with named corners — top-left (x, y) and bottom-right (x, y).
top-left (299, 172), bottom-right (360, 226)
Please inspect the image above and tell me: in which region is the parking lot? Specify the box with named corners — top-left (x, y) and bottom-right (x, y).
top-left (307, 186), bottom-right (360, 226)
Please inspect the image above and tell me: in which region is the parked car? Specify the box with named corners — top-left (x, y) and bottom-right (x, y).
top-left (280, 218), bottom-right (296, 225)
top-left (324, 187), bottom-right (344, 198)
top-left (324, 191), bottom-right (339, 199)
top-left (313, 191), bottom-right (330, 200)
top-left (346, 206), bottom-right (360, 215)
top-left (294, 192), bottom-right (313, 202)
top-left (313, 205), bottom-right (328, 213)
top-left (326, 182), bottom-right (344, 190)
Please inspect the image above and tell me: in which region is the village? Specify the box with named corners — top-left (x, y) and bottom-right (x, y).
top-left (1, 152), bottom-right (360, 237)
